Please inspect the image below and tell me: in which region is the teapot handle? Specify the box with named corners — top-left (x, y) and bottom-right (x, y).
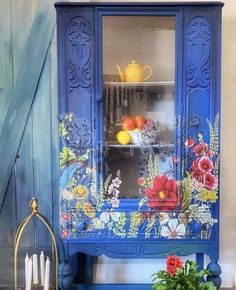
top-left (143, 65), bottom-right (152, 81)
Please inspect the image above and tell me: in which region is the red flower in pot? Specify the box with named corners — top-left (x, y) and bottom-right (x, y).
top-left (145, 175), bottom-right (179, 210)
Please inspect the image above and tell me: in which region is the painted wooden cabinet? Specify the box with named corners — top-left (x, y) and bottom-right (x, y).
top-left (55, 2), bottom-right (223, 288)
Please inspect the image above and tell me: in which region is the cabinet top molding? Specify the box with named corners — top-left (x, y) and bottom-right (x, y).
top-left (55, 2), bottom-right (224, 8)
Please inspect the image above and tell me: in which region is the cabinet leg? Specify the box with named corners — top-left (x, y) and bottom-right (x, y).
top-left (206, 261), bottom-right (222, 289)
top-left (58, 261), bottom-right (73, 290)
top-left (196, 253), bottom-right (204, 270)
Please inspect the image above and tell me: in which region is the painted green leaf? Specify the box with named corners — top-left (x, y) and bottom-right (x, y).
top-left (60, 146), bottom-right (76, 166)
top-left (59, 122), bottom-right (68, 137)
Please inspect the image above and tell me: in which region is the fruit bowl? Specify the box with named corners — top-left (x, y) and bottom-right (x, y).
top-left (127, 130), bottom-right (142, 144)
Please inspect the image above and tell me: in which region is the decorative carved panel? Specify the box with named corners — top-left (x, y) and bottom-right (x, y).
top-left (67, 16), bottom-right (92, 94)
top-left (187, 17), bottom-right (211, 94)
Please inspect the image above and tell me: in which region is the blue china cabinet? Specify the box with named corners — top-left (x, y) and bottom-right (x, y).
top-left (55, 2), bottom-right (223, 288)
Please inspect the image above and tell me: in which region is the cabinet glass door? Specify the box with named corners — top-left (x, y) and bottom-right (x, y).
top-left (102, 16), bottom-right (177, 204)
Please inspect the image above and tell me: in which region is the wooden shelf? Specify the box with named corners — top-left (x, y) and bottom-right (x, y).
top-left (103, 81), bottom-right (174, 93)
top-left (105, 143), bottom-right (174, 148)
top-left (104, 81), bottom-right (174, 86)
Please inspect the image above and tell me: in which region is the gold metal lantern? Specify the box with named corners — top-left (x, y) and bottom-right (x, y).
top-left (14, 197), bottom-right (58, 290)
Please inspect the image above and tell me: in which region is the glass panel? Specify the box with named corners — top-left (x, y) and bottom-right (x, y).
top-left (102, 16), bottom-right (176, 199)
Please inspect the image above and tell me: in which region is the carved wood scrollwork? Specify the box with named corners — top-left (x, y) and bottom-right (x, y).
top-left (187, 17), bottom-right (211, 93)
top-left (67, 16), bottom-right (92, 94)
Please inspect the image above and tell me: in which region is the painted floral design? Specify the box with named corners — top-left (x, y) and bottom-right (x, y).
top-left (73, 185), bottom-right (89, 199)
top-left (160, 219), bottom-right (186, 239)
top-left (193, 141), bottom-right (213, 158)
top-left (82, 202), bottom-right (96, 218)
top-left (184, 137), bottom-right (195, 148)
top-left (59, 113), bottom-right (219, 240)
top-left (144, 175), bottom-right (179, 210)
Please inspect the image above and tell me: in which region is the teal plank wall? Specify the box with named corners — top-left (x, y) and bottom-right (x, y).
top-left (0, 0), bottom-right (58, 287)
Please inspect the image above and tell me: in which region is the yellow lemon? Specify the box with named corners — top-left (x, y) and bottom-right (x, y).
top-left (116, 130), bottom-right (131, 145)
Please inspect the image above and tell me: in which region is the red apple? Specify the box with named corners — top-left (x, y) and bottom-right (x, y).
top-left (121, 116), bottom-right (136, 131)
top-left (134, 115), bottom-right (146, 129)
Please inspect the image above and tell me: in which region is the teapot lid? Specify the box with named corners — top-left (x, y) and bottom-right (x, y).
top-left (129, 60), bottom-right (139, 66)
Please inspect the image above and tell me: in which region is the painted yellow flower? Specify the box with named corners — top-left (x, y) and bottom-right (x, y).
top-left (82, 202), bottom-right (96, 218)
top-left (195, 189), bottom-right (218, 203)
top-left (73, 185), bottom-right (89, 200)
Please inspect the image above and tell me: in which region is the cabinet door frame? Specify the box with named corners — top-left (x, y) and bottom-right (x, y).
top-left (95, 6), bottom-right (184, 209)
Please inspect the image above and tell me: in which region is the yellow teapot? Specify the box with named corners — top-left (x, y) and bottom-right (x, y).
top-left (116, 60), bottom-right (152, 82)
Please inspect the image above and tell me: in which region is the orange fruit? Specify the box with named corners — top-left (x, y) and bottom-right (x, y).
top-left (121, 116), bottom-right (136, 131)
top-left (134, 115), bottom-right (146, 129)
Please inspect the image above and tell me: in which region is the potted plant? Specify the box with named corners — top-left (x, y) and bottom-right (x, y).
top-left (151, 256), bottom-right (217, 290)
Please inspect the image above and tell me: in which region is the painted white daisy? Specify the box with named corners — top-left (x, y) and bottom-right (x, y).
top-left (160, 218), bottom-right (186, 239)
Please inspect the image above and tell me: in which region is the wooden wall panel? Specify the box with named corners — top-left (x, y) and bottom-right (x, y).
top-left (12, 0), bottom-right (32, 81)
top-left (49, 29), bottom-right (59, 235)
top-left (32, 51), bottom-right (54, 248)
top-left (15, 111), bottom-right (34, 248)
top-left (0, 0), bottom-right (57, 287)
top-left (0, 168), bottom-right (16, 286)
top-left (0, 0), bottom-right (13, 129)
top-left (0, 0), bottom-right (55, 209)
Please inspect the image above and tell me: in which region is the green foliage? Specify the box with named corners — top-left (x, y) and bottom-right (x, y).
top-left (152, 260), bottom-right (217, 290)
top-left (97, 174), bottom-right (112, 210)
top-left (59, 122), bottom-right (68, 137)
top-left (207, 114), bottom-right (219, 156)
top-left (107, 213), bottom-right (127, 238)
top-left (139, 197), bottom-right (148, 208)
top-left (128, 212), bottom-right (143, 238)
top-left (77, 151), bottom-right (90, 162)
top-left (180, 174), bottom-right (192, 213)
top-left (147, 153), bottom-right (160, 188)
top-left (144, 215), bottom-right (156, 238)
top-left (60, 146), bottom-right (76, 166)
top-left (213, 154), bottom-right (220, 176)
top-left (67, 177), bottom-right (77, 189)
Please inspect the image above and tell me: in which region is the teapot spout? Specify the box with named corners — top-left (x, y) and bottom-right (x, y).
top-left (116, 65), bottom-right (124, 82)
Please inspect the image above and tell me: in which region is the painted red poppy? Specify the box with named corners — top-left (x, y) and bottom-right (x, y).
top-left (145, 175), bottom-right (179, 210)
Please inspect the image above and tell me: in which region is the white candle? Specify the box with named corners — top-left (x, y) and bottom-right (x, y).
top-left (27, 258), bottom-right (33, 290)
top-left (25, 253), bottom-right (29, 289)
top-left (40, 251), bottom-right (45, 286)
top-left (32, 254), bottom-right (38, 284)
top-left (44, 257), bottom-right (50, 290)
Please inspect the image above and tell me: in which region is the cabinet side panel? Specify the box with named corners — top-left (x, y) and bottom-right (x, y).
top-left (56, 7), bottom-right (96, 240)
top-left (183, 7), bottom-right (221, 260)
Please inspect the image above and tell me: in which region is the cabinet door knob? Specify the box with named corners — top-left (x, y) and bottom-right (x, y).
top-left (96, 94), bottom-right (102, 102)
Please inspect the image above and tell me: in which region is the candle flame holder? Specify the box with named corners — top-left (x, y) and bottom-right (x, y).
top-left (14, 198), bottom-right (58, 290)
